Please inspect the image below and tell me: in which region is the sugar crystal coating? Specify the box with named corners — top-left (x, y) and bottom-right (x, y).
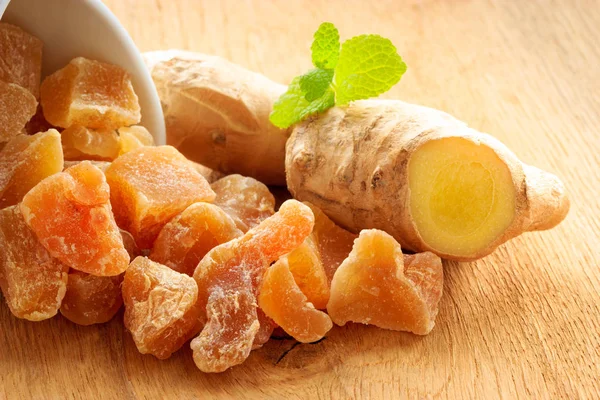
top-left (118, 125), bottom-right (154, 155)
top-left (123, 257), bottom-right (202, 359)
top-left (0, 205), bottom-right (68, 321)
top-left (0, 129), bottom-right (63, 208)
top-left (0, 23), bottom-right (43, 97)
top-left (20, 161), bottom-right (129, 276)
top-left (40, 57), bottom-right (141, 129)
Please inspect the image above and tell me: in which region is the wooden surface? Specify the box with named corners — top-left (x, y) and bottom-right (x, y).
top-left (2, 0), bottom-right (599, 399)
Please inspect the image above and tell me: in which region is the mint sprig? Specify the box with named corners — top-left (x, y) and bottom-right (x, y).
top-left (269, 22), bottom-right (407, 129)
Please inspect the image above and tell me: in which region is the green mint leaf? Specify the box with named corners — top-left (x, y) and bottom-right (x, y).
top-left (311, 22), bottom-right (340, 69)
top-left (269, 76), bottom-right (335, 129)
top-left (333, 34), bottom-right (407, 105)
top-left (299, 68), bottom-right (334, 102)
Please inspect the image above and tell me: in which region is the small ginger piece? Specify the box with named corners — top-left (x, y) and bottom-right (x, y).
top-left (61, 125), bottom-right (121, 161)
top-left (40, 57), bottom-right (141, 129)
top-left (259, 259), bottom-right (332, 343)
top-left (20, 161), bottom-right (129, 276)
top-left (211, 174), bottom-right (275, 232)
top-left (123, 256), bottom-right (202, 359)
top-left (0, 80), bottom-right (37, 143)
top-left (0, 23), bottom-right (43, 97)
top-left (191, 200), bottom-right (314, 373)
top-left (282, 235), bottom-right (329, 309)
top-left (118, 125), bottom-right (154, 155)
top-left (305, 202), bottom-right (357, 282)
top-left (63, 160), bottom-right (111, 172)
top-left (327, 229), bottom-right (443, 335)
top-left (0, 129), bottom-right (63, 208)
top-left (0, 205), bottom-right (69, 321)
top-left (150, 202), bottom-right (242, 276)
top-left (60, 271), bottom-right (123, 326)
top-left (105, 146), bottom-right (215, 249)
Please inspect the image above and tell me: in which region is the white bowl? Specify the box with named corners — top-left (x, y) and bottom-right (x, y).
top-left (0, 0), bottom-right (166, 145)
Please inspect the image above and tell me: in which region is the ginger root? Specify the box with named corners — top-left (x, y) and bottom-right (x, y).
top-left (145, 51), bottom-right (569, 261)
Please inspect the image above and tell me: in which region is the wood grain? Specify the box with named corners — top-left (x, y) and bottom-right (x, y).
top-left (2, 0), bottom-right (599, 398)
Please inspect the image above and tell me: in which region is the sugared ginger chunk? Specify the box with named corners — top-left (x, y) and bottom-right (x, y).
top-left (60, 271), bottom-right (123, 326)
top-left (259, 259), bottom-right (332, 343)
top-left (211, 174), bottom-right (275, 232)
top-left (123, 257), bottom-right (202, 359)
top-left (191, 200), bottom-right (314, 373)
top-left (282, 235), bottom-right (329, 309)
top-left (0, 80), bottom-right (37, 142)
top-left (118, 125), bottom-right (154, 155)
top-left (40, 57), bottom-right (141, 129)
top-left (63, 160), bottom-right (111, 172)
top-left (61, 125), bottom-right (121, 161)
top-left (0, 129), bottom-right (63, 208)
top-left (20, 161), bottom-right (129, 276)
top-left (0, 23), bottom-right (43, 97)
top-left (305, 202), bottom-right (357, 282)
top-left (327, 229), bottom-right (443, 335)
top-left (105, 146), bottom-right (215, 249)
top-left (0, 206), bottom-right (69, 321)
top-left (150, 202), bottom-right (242, 276)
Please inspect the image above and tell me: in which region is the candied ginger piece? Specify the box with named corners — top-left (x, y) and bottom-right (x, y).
top-left (211, 174), bottom-right (275, 232)
top-left (60, 271), bottom-right (123, 325)
top-left (40, 57), bottom-right (141, 129)
top-left (150, 202), bottom-right (242, 276)
top-left (305, 202), bottom-right (357, 282)
top-left (0, 130), bottom-right (63, 208)
top-left (63, 160), bottom-right (111, 172)
top-left (0, 23), bottom-right (43, 97)
top-left (0, 205), bottom-right (68, 321)
top-left (282, 234), bottom-right (329, 309)
top-left (327, 229), bottom-right (443, 335)
top-left (192, 162), bottom-right (225, 184)
top-left (123, 257), bottom-right (202, 359)
top-left (62, 125), bottom-right (120, 161)
top-left (0, 80), bottom-right (37, 142)
top-left (259, 259), bottom-right (332, 343)
top-left (191, 200), bottom-right (314, 372)
top-left (20, 161), bottom-right (129, 276)
top-left (105, 146), bottom-right (215, 249)
top-left (118, 125), bottom-right (154, 155)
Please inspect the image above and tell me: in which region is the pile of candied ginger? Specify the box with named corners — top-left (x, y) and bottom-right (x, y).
top-left (0, 22), bottom-right (444, 373)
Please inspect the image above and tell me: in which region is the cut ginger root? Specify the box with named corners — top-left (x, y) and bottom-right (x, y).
top-left (259, 259), bottom-right (332, 343)
top-left (150, 202), bottom-right (243, 276)
top-left (123, 256), bottom-right (202, 359)
top-left (0, 129), bottom-right (63, 208)
top-left (105, 146), bottom-right (216, 249)
top-left (191, 199), bottom-right (314, 373)
top-left (327, 229), bottom-right (443, 335)
top-left (60, 271), bottom-right (123, 326)
top-left (20, 161), bottom-right (129, 276)
top-left (0, 205), bottom-right (69, 321)
top-left (40, 57), bottom-right (141, 129)
top-left (211, 174), bottom-right (275, 232)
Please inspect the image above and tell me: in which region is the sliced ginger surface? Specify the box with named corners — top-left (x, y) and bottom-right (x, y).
top-left (191, 200), bottom-right (314, 373)
top-left (40, 57), bottom-right (141, 129)
top-left (408, 137), bottom-right (516, 258)
top-left (0, 23), bottom-right (43, 97)
top-left (0, 130), bottom-right (63, 208)
top-left (20, 161), bottom-right (129, 276)
top-left (123, 257), bottom-right (202, 359)
top-left (105, 146), bottom-right (216, 249)
top-left (60, 271), bottom-right (123, 326)
top-left (150, 202), bottom-right (242, 276)
top-left (211, 174), bottom-right (275, 232)
top-left (118, 125), bottom-right (154, 155)
top-left (0, 205), bottom-right (69, 321)
top-left (61, 125), bottom-right (121, 161)
top-left (327, 229), bottom-right (443, 335)
top-left (259, 259), bottom-right (332, 343)
top-left (0, 80), bottom-right (37, 142)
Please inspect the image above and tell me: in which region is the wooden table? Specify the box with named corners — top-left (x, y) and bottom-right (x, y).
top-left (2, 1), bottom-right (599, 398)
